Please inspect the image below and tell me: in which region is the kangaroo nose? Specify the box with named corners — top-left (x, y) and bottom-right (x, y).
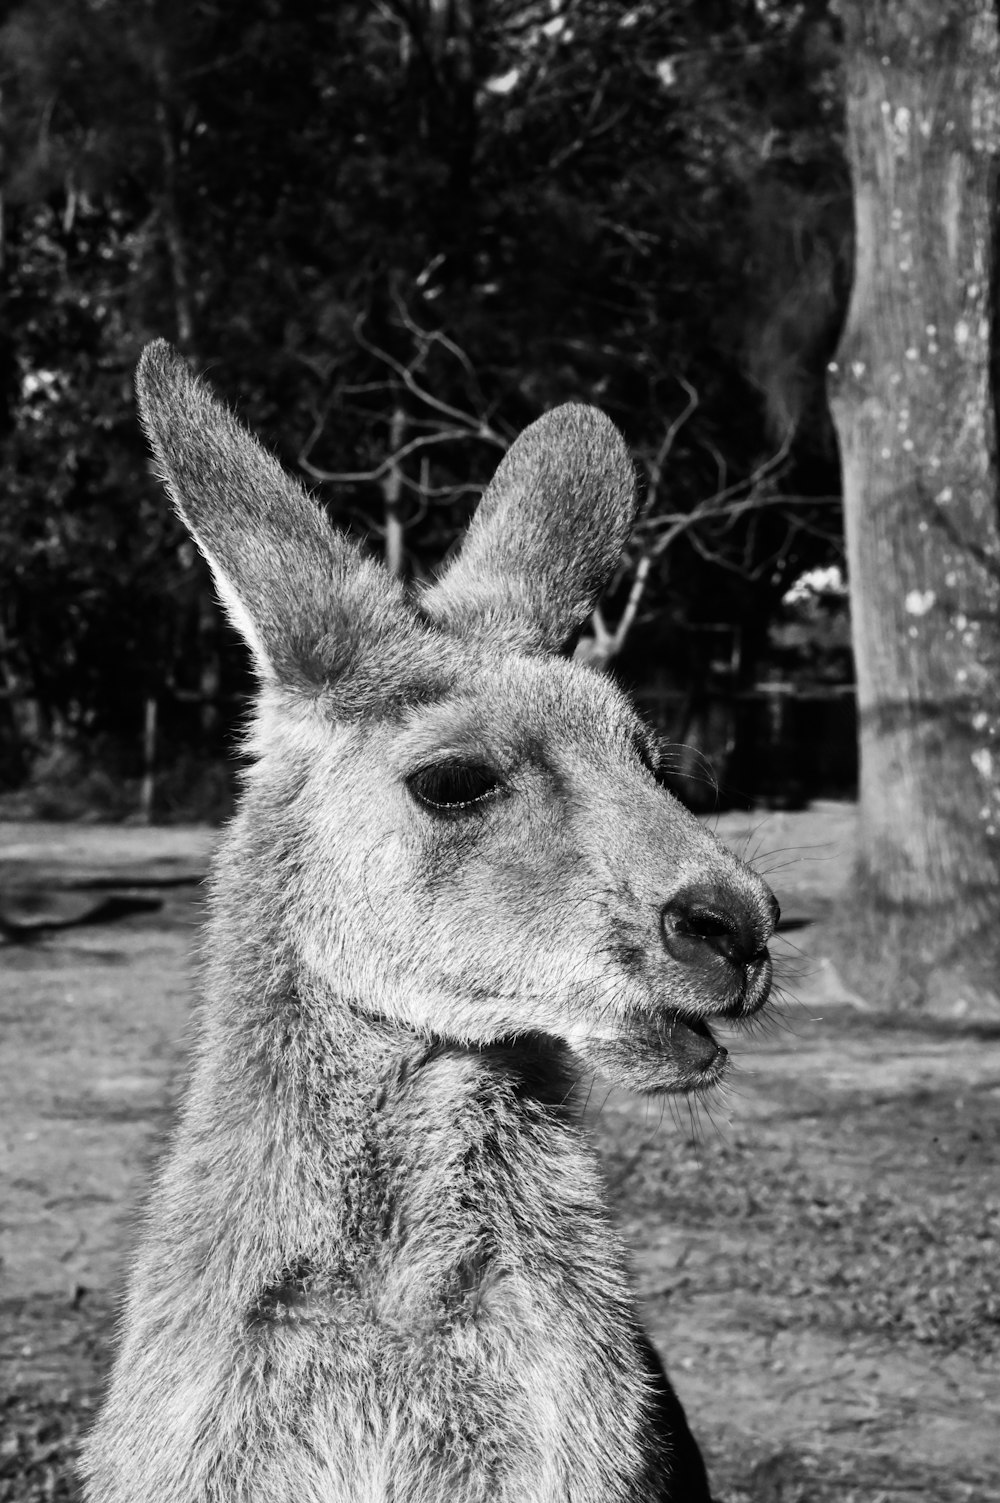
top-left (660, 880), bottom-right (777, 969)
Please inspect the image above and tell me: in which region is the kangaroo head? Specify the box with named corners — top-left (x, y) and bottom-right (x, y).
top-left (137, 341), bottom-right (776, 1094)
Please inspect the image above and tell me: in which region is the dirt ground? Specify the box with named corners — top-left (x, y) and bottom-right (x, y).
top-left (1, 806), bottom-right (998, 1502)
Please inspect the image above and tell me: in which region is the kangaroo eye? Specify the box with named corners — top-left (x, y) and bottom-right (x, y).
top-left (407, 760), bottom-right (504, 814)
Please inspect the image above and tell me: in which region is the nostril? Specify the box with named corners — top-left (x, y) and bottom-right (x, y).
top-left (661, 882), bottom-right (763, 968)
top-left (769, 893), bottom-right (781, 934)
top-left (683, 908), bottom-right (740, 963)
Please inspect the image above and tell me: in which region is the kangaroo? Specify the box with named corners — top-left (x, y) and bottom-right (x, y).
top-left (82, 341), bottom-right (778, 1503)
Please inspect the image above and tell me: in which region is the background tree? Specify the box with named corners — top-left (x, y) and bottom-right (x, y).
top-left (829, 0), bottom-right (1000, 1012)
top-left (0, 0), bottom-right (850, 809)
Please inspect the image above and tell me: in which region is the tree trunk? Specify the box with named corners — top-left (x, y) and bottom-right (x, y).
top-left (0, 621), bottom-right (46, 767)
top-left (197, 585), bottom-right (221, 745)
top-left (382, 406), bottom-right (407, 579)
top-left (829, 0), bottom-right (1000, 1014)
top-left (147, 7), bottom-right (195, 353)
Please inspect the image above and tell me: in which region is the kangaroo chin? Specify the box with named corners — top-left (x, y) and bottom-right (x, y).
top-left (82, 341), bottom-right (776, 1503)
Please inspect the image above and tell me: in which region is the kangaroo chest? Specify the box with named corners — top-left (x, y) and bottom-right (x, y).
top-left (232, 1082), bottom-right (652, 1501)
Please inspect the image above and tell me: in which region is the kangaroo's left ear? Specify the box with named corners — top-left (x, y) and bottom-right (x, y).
top-left (136, 341), bottom-right (443, 711)
top-left (420, 404), bottom-right (637, 654)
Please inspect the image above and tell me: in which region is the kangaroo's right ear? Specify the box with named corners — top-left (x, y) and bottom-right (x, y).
top-left (422, 404), bottom-right (637, 654)
top-left (136, 342), bottom-right (431, 705)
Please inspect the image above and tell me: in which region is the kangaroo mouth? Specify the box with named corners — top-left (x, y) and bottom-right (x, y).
top-left (580, 939), bottom-right (773, 1096)
top-left (582, 1007), bottom-right (731, 1095)
top-left (654, 1009), bottom-right (728, 1089)
top-left (654, 947), bottom-right (773, 1091)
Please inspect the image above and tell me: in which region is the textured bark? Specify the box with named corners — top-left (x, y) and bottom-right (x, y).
top-left (829, 0), bottom-right (1000, 1012)
top-left (148, 13), bottom-right (195, 355)
top-left (383, 406), bottom-right (407, 579)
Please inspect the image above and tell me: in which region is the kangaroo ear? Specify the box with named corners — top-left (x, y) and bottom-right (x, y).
top-left (421, 404), bottom-right (637, 653)
top-left (136, 341), bottom-right (433, 706)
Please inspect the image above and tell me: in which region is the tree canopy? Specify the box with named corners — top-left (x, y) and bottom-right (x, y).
top-left (0, 0), bottom-right (848, 791)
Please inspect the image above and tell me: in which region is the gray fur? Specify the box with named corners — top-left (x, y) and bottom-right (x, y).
top-left (82, 344), bottom-right (776, 1501)
top-left (423, 402), bottom-right (637, 653)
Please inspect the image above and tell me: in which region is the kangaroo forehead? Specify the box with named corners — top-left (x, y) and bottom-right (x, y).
top-left (393, 656), bottom-right (642, 768)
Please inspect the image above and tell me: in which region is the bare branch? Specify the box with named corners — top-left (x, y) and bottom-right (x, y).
top-left (640, 377), bottom-right (699, 506)
top-left (343, 308), bottom-right (509, 445)
top-left (299, 427), bottom-right (488, 484)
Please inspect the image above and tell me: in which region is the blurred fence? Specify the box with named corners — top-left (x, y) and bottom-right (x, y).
top-left (635, 682), bottom-right (857, 811)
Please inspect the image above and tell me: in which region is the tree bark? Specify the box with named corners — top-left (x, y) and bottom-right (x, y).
top-left (829, 0), bottom-right (1000, 1013)
top-left (382, 406), bottom-right (407, 579)
top-left (147, 5), bottom-right (195, 354)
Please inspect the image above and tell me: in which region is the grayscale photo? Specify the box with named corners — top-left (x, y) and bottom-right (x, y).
top-left (1, 3), bottom-right (998, 1501)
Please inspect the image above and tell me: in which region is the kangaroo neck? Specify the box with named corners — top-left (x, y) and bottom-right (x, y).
top-left (192, 938), bottom-right (583, 1162)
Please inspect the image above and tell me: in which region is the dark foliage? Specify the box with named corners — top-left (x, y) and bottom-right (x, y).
top-left (0, 0), bottom-right (850, 807)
